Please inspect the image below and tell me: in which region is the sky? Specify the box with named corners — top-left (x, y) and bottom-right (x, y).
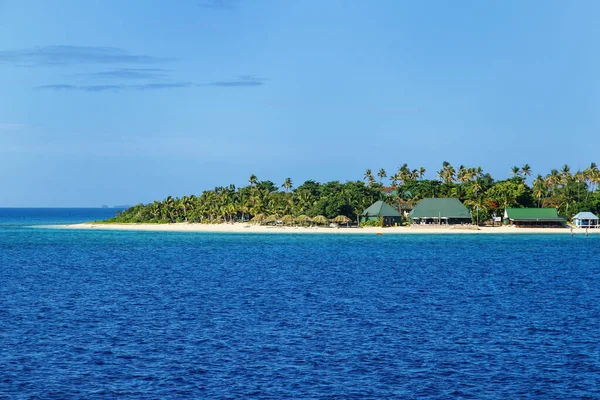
top-left (1, 0), bottom-right (599, 207)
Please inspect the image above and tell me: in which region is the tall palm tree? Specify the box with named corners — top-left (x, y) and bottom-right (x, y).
top-left (180, 195), bottom-right (193, 221)
top-left (377, 168), bottom-right (387, 184)
top-left (584, 162), bottom-right (599, 199)
top-left (591, 164), bottom-right (600, 194)
top-left (457, 165), bottom-right (468, 183)
top-left (282, 177), bottom-right (293, 192)
top-left (574, 170), bottom-right (585, 201)
top-left (521, 164), bottom-right (532, 178)
top-left (532, 175), bottom-right (546, 207)
top-left (249, 174), bottom-right (258, 187)
top-left (437, 161), bottom-right (455, 184)
top-left (398, 163), bottom-right (412, 184)
top-left (237, 191), bottom-right (251, 222)
top-left (471, 178), bottom-right (483, 199)
top-left (163, 196), bottom-right (176, 222)
top-left (560, 164), bottom-right (571, 182)
top-left (364, 169), bottom-right (375, 187)
top-left (418, 167), bottom-right (426, 180)
top-left (297, 190), bottom-right (314, 215)
top-left (410, 169), bottom-right (419, 181)
top-left (546, 169), bottom-right (560, 196)
top-left (560, 165), bottom-right (573, 215)
top-left (389, 173), bottom-right (400, 190)
top-left (510, 166), bottom-right (521, 178)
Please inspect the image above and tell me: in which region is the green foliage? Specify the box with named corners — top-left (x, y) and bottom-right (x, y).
top-left (360, 219), bottom-right (381, 227)
top-left (101, 162), bottom-right (600, 226)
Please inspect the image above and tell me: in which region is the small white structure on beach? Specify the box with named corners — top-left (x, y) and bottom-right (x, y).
top-left (572, 212), bottom-right (599, 228)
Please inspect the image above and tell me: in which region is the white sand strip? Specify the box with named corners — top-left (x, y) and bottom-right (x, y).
top-left (55, 223), bottom-right (600, 235)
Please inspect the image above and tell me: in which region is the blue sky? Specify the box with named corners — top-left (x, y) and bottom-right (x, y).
top-left (1, 0), bottom-right (599, 206)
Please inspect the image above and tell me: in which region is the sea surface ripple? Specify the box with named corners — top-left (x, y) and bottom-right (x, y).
top-left (1, 209), bottom-right (600, 398)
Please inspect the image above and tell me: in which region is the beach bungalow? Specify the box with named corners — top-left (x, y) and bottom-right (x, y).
top-left (361, 200), bottom-right (402, 226)
top-left (504, 208), bottom-right (564, 228)
top-left (572, 212), bottom-right (599, 228)
top-left (409, 198), bottom-right (471, 225)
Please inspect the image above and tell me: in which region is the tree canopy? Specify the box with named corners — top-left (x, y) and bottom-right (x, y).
top-left (105, 162), bottom-right (600, 225)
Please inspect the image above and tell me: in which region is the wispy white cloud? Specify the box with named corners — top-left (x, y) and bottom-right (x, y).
top-left (72, 68), bottom-right (171, 81)
top-left (203, 75), bottom-right (266, 87)
top-left (35, 76), bottom-right (267, 92)
top-left (0, 45), bottom-right (173, 66)
top-left (36, 82), bottom-right (193, 92)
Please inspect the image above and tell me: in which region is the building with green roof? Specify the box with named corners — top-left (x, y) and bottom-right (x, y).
top-left (504, 208), bottom-right (564, 228)
top-left (409, 198), bottom-right (471, 225)
top-left (361, 200), bottom-right (402, 226)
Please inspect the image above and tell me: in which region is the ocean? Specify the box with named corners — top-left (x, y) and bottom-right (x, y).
top-left (1, 208), bottom-right (599, 398)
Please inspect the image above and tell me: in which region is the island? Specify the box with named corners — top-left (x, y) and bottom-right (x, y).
top-left (70, 162), bottom-right (600, 234)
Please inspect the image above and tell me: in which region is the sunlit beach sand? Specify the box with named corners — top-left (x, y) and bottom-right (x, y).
top-left (59, 222), bottom-right (598, 235)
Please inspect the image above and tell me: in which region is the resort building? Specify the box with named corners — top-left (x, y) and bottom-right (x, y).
top-left (572, 212), bottom-right (599, 228)
top-left (361, 200), bottom-right (402, 226)
top-left (504, 208), bottom-right (564, 228)
top-left (409, 198), bottom-right (471, 225)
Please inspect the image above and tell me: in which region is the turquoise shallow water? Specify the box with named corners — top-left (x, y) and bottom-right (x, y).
top-left (1, 209), bottom-right (600, 398)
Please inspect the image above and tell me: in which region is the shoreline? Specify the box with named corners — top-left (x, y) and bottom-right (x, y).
top-left (54, 222), bottom-right (599, 235)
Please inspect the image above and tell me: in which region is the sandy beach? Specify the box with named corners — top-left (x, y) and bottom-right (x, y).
top-left (58, 223), bottom-right (599, 235)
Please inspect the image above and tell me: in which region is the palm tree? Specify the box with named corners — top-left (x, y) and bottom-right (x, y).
top-left (574, 170), bottom-right (585, 201)
top-left (108, 162), bottom-right (600, 228)
top-left (437, 161), bottom-right (455, 184)
top-left (546, 169), bottom-right (560, 195)
top-left (457, 165), bottom-right (468, 183)
top-left (560, 164), bottom-right (573, 215)
top-left (377, 168), bottom-right (387, 184)
top-left (249, 174), bottom-right (258, 188)
top-left (398, 163), bottom-right (411, 184)
top-left (418, 167), bottom-right (426, 180)
top-left (389, 173), bottom-right (400, 190)
top-left (180, 195), bottom-right (193, 221)
top-left (149, 201), bottom-right (161, 220)
top-left (471, 178), bottom-right (483, 198)
top-left (560, 164), bottom-right (571, 181)
top-left (532, 175), bottom-right (546, 207)
top-left (163, 196), bottom-right (176, 222)
top-left (590, 164), bottom-right (600, 194)
top-left (282, 177), bottom-right (293, 192)
top-left (584, 162), bottom-right (599, 199)
top-left (364, 169), bottom-right (375, 187)
top-left (474, 166), bottom-right (483, 178)
top-left (465, 196), bottom-right (488, 226)
top-left (510, 166), bottom-right (521, 178)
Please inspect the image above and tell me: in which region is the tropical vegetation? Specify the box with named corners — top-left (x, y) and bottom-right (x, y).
top-left (102, 162), bottom-right (600, 226)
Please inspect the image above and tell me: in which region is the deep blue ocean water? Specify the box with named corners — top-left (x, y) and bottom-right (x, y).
top-left (1, 208), bottom-right (600, 399)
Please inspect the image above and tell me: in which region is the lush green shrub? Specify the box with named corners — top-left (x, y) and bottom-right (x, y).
top-left (360, 219), bottom-right (381, 227)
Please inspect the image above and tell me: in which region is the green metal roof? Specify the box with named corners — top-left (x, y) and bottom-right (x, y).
top-left (361, 200), bottom-right (402, 217)
top-left (409, 198), bottom-right (471, 219)
top-left (505, 208), bottom-right (564, 221)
